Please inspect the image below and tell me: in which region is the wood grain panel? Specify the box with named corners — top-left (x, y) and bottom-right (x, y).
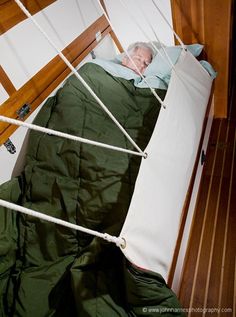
top-left (204, 0), bottom-right (232, 118)
top-left (178, 119), bottom-right (221, 307)
top-left (171, 0), bottom-right (203, 44)
top-left (0, 15), bottom-right (112, 144)
top-left (219, 133), bottom-right (236, 314)
top-left (171, 0), bottom-right (233, 118)
top-left (0, 65), bottom-right (16, 95)
top-left (178, 118), bottom-right (236, 314)
top-left (0, 0), bottom-right (56, 35)
top-left (206, 124), bottom-right (235, 310)
top-left (191, 121), bottom-right (228, 310)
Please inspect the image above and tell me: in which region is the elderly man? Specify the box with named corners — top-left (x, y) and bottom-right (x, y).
top-left (121, 42), bottom-right (154, 75)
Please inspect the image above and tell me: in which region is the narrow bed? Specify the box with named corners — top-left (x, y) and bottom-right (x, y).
top-left (0, 1), bottom-right (216, 316)
top-left (0, 60), bottom-right (186, 316)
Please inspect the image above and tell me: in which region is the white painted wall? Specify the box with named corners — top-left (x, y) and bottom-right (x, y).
top-left (103, 0), bottom-right (174, 48)
top-left (0, 0), bottom-right (101, 93)
top-left (0, 0), bottom-right (173, 184)
top-left (0, 0), bottom-right (101, 183)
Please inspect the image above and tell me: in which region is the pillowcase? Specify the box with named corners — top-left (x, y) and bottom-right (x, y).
top-left (114, 43), bottom-right (203, 81)
top-left (143, 44), bottom-right (203, 78)
top-left (113, 43), bottom-right (207, 87)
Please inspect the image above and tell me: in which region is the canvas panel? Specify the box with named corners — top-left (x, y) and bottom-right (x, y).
top-left (120, 50), bottom-right (213, 281)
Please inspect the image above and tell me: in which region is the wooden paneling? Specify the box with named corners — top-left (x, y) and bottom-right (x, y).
top-left (171, 0), bottom-right (233, 118)
top-left (0, 65), bottom-right (16, 95)
top-left (178, 115), bottom-right (236, 314)
top-left (0, 0), bottom-right (56, 35)
top-left (0, 15), bottom-right (112, 144)
top-left (171, 0), bottom-right (205, 44)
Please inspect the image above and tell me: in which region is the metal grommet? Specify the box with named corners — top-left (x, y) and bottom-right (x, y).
top-left (120, 237), bottom-right (126, 249)
top-left (143, 152), bottom-right (148, 159)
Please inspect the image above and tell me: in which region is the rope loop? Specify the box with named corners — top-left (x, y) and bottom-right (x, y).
top-left (103, 233), bottom-right (125, 247)
top-left (96, 0), bottom-right (165, 108)
top-left (14, 0), bottom-right (144, 156)
top-left (0, 199), bottom-right (124, 248)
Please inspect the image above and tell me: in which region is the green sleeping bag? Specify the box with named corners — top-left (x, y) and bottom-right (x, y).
top-left (0, 63), bottom-right (185, 316)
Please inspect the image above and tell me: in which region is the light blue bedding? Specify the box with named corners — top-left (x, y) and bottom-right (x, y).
top-left (90, 58), bottom-right (168, 89)
top-left (90, 44), bottom-right (217, 90)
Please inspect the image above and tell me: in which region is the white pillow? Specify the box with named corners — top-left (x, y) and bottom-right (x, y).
top-left (144, 44), bottom-right (203, 78)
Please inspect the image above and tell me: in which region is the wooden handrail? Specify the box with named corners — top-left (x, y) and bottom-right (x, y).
top-left (0, 15), bottom-right (112, 144)
top-left (0, 66), bottom-right (16, 95)
top-left (0, 0), bottom-right (56, 35)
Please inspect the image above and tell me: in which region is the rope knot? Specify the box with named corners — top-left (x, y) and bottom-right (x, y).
top-left (103, 233), bottom-right (125, 248)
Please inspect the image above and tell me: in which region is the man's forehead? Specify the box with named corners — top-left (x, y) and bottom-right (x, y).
top-left (133, 47), bottom-right (152, 58)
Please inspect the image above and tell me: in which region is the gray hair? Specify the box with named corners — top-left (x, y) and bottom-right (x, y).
top-left (127, 42), bottom-right (155, 59)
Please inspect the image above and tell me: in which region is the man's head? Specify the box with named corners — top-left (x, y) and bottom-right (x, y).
top-left (121, 42), bottom-right (154, 75)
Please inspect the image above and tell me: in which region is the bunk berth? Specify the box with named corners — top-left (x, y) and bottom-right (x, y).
top-left (0, 1), bottom-right (215, 316)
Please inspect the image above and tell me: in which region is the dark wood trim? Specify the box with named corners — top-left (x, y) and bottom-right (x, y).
top-left (0, 0), bottom-right (56, 35)
top-left (170, 0), bottom-right (205, 45)
top-left (178, 118), bottom-right (236, 310)
top-left (0, 15), bottom-right (112, 144)
top-left (110, 31), bottom-right (123, 53)
top-left (167, 86), bottom-right (214, 287)
top-left (99, 0), bottom-right (109, 16)
top-left (178, 65), bottom-right (236, 309)
top-left (171, 0), bottom-right (233, 118)
top-left (0, 65), bottom-right (16, 95)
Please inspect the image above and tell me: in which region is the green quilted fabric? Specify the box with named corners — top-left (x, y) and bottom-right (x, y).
top-left (0, 63), bottom-right (184, 316)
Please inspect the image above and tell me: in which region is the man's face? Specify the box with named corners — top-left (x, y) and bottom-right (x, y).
top-left (122, 47), bottom-right (152, 75)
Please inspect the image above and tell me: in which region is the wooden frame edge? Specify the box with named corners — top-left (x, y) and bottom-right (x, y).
top-left (0, 0), bottom-right (57, 35)
top-left (99, 0), bottom-right (123, 52)
top-left (0, 15), bottom-right (113, 144)
top-left (0, 66), bottom-right (16, 96)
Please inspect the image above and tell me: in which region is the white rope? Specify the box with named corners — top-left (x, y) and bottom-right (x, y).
top-left (14, 0), bottom-right (143, 156)
top-left (0, 199), bottom-right (125, 247)
top-left (117, 0), bottom-right (176, 70)
top-left (136, 2), bottom-right (164, 47)
top-left (133, 2), bottom-right (172, 65)
top-left (96, 0), bottom-right (166, 109)
top-left (151, 0), bottom-right (186, 49)
top-left (0, 115), bottom-right (146, 157)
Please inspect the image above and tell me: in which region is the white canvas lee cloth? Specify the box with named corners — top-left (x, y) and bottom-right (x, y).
top-left (119, 49), bottom-right (213, 281)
